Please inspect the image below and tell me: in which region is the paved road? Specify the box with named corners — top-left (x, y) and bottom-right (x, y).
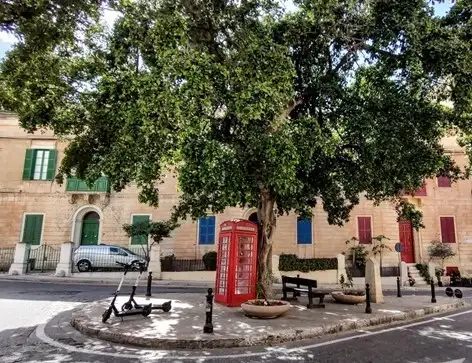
top-left (1, 280), bottom-right (472, 362)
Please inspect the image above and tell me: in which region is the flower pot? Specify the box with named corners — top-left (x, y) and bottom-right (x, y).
top-left (241, 299), bottom-right (291, 319)
top-left (331, 291), bottom-right (366, 305)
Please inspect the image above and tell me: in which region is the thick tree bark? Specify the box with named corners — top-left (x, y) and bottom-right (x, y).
top-left (256, 194), bottom-right (276, 299)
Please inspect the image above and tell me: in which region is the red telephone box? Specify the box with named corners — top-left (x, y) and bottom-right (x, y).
top-left (215, 219), bottom-right (258, 307)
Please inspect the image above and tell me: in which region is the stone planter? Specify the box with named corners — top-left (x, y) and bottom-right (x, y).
top-left (241, 300), bottom-right (291, 319)
top-left (331, 291), bottom-right (366, 305)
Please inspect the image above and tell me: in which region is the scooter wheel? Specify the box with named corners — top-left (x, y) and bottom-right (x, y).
top-left (102, 308), bottom-right (112, 323)
top-left (121, 302), bottom-right (133, 312)
top-left (162, 301), bottom-right (172, 313)
top-left (142, 304), bottom-right (152, 317)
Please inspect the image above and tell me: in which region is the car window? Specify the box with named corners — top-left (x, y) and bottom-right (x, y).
top-left (109, 247), bottom-right (119, 254)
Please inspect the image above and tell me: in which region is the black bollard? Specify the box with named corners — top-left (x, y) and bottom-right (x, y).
top-left (146, 271), bottom-right (152, 297)
top-left (203, 288), bottom-right (214, 334)
top-left (397, 276), bottom-right (402, 298)
top-left (430, 280), bottom-right (437, 303)
top-left (365, 284), bottom-right (372, 314)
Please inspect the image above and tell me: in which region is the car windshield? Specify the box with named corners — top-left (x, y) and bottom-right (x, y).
top-left (120, 247), bottom-right (142, 256)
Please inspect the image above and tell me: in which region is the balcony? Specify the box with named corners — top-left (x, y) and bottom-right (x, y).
top-left (65, 176), bottom-right (110, 193)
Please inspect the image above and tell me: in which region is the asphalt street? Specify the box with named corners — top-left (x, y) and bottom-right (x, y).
top-left (1, 280), bottom-right (472, 362)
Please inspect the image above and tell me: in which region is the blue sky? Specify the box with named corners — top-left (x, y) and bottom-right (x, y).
top-left (0, 1), bottom-right (453, 60)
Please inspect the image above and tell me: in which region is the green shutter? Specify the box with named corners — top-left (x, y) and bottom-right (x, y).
top-left (46, 150), bottom-right (57, 180)
top-left (23, 215), bottom-right (43, 245)
top-left (22, 149), bottom-right (35, 180)
top-left (131, 215), bottom-right (150, 245)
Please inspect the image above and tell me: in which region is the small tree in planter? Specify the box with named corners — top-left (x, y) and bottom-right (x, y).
top-left (122, 219), bottom-right (179, 269)
top-left (428, 240), bottom-right (455, 286)
top-left (331, 270), bottom-right (365, 304)
top-left (372, 235), bottom-right (392, 270)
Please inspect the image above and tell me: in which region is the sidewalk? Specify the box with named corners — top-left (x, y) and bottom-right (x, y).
top-left (0, 273), bottom-right (450, 292)
top-left (71, 293), bottom-right (468, 349)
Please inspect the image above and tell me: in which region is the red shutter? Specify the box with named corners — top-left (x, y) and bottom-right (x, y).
top-left (437, 176), bottom-right (451, 188)
top-left (414, 182), bottom-right (427, 196)
top-left (440, 217), bottom-right (456, 243)
top-left (358, 217), bottom-right (372, 244)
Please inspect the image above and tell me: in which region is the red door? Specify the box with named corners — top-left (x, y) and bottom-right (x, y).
top-left (399, 220), bottom-right (415, 263)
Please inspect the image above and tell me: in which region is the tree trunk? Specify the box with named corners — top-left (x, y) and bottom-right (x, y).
top-left (256, 195), bottom-right (276, 299)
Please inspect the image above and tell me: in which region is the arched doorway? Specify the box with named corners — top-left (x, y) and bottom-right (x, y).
top-left (80, 211), bottom-right (100, 245)
top-left (248, 212), bottom-right (258, 224)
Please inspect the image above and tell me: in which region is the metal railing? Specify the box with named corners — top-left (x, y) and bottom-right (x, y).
top-left (380, 266), bottom-right (400, 277)
top-left (161, 258), bottom-right (206, 272)
top-left (0, 247), bottom-right (14, 272)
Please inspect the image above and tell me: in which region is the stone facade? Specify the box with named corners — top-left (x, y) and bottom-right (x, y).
top-left (1, 112), bottom-right (472, 272)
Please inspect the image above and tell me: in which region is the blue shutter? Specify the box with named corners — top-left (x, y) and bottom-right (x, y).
top-left (297, 217), bottom-right (312, 245)
top-left (199, 216), bottom-right (216, 245)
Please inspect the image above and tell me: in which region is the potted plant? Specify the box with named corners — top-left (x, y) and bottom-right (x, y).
top-left (241, 277), bottom-right (291, 319)
top-left (435, 267), bottom-right (445, 287)
top-left (331, 271), bottom-right (366, 304)
top-left (427, 240), bottom-right (455, 286)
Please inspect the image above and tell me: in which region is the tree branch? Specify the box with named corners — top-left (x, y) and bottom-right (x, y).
top-left (265, 98), bottom-right (303, 134)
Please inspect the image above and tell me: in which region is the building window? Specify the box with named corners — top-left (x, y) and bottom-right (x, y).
top-left (198, 216), bottom-right (216, 245)
top-left (23, 149), bottom-right (57, 181)
top-left (130, 215), bottom-right (151, 245)
top-left (437, 176), bottom-right (451, 188)
top-left (357, 216), bottom-right (372, 244)
top-left (414, 182), bottom-right (427, 196)
top-left (440, 216), bottom-right (456, 243)
top-left (22, 214), bottom-right (44, 245)
top-left (297, 217), bottom-right (312, 245)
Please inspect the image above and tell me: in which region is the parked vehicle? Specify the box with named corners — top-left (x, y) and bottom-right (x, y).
top-left (73, 245), bottom-right (147, 272)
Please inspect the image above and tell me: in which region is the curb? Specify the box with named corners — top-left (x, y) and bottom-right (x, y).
top-left (71, 300), bottom-right (468, 349)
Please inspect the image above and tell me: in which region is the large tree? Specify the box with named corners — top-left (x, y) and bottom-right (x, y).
top-left (1, 0), bottom-right (471, 296)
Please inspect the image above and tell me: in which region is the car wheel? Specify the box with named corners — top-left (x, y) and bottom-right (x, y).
top-left (77, 260), bottom-right (91, 272)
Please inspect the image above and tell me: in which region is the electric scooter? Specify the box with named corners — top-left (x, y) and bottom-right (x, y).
top-left (121, 262), bottom-right (172, 313)
top-left (102, 261), bottom-right (153, 323)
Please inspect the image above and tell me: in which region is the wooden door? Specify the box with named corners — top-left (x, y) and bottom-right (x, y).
top-left (80, 220), bottom-right (99, 245)
top-left (399, 220), bottom-right (415, 263)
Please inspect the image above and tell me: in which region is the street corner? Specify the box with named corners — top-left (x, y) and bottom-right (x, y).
top-left (68, 293), bottom-right (469, 350)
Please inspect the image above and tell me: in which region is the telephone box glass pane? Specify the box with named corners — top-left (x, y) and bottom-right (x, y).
top-left (218, 236), bottom-right (230, 295)
top-left (235, 235), bottom-right (254, 294)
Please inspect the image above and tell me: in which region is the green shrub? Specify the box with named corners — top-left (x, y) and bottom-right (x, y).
top-left (202, 251), bottom-right (217, 271)
top-left (415, 263), bottom-right (432, 283)
top-left (279, 254), bottom-right (337, 272)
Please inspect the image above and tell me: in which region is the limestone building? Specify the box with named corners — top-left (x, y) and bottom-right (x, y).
top-left (1, 111), bottom-right (471, 274)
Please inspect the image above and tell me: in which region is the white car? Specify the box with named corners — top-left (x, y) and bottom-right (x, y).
top-left (73, 245), bottom-right (146, 272)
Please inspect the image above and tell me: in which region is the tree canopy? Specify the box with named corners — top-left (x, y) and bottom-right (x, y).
top-left (1, 0), bottom-right (471, 293)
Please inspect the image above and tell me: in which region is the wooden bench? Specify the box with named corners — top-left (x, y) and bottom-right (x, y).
top-left (281, 275), bottom-right (327, 309)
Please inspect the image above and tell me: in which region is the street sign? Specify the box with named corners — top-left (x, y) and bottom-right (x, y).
top-left (454, 289), bottom-right (463, 299)
top-left (445, 287), bottom-right (453, 297)
top-left (394, 243), bottom-right (402, 253)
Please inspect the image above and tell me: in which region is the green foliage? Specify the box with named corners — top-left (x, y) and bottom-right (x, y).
top-left (415, 263), bottom-right (433, 284)
top-left (2, 0), bottom-right (469, 227)
top-left (202, 251), bottom-right (217, 271)
top-left (345, 238), bottom-right (369, 269)
top-left (339, 270), bottom-right (353, 290)
top-left (123, 219), bottom-right (179, 244)
top-left (428, 240), bottom-right (456, 267)
top-left (160, 254), bottom-right (175, 272)
top-left (122, 218), bottom-right (178, 262)
top-left (278, 254), bottom-right (337, 272)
